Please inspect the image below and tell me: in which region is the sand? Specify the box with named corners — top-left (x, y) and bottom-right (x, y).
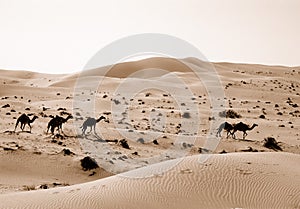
top-left (0, 153), bottom-right (299, 209)
top-left (0, 57), bottom-right (299, 208)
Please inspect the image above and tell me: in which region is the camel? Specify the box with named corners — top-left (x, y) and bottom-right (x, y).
top-left (14, 113), bottom-right (38, 132)
top-left (47, 114), bottom-right (73, 135)
top-left (232, 122), bottom-right (258, 139)
top-left (216, 122), bottom-right (234, 138)
top-left (81, 116), bottom-right (106, 135)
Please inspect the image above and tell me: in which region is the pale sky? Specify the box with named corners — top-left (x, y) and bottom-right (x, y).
top-left (0, 0), bottom-right (299, 74)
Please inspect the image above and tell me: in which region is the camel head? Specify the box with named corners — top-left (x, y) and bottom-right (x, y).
top-left (31, 115), bottom-right (38, 122)
top-left (251, 123), bottom-right (258, 129)
top-left (66, 114), bottom-right (73, 120)
top-left (96, 115), bottom-right (106, 122)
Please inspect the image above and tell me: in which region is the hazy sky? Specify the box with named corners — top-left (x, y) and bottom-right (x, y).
top-left (0, 0), bottom-right (299, 74)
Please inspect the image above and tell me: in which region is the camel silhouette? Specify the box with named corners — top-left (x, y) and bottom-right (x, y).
top-left (14, 113), bottom-right (38, 132)
top-left (232, 122), bottom-right (258, 139)
top-left (47, 114), bottom-right (73, 134)
top-left (216, 122), bottom-right (234, 138)
top-left (81, 116), bottom-right (106, 135)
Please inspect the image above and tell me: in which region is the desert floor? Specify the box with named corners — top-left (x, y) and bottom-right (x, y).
top-left (0, 57), bottom-right (299, 208)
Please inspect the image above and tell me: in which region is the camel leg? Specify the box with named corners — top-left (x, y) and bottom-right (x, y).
top-left (216, 127), bottom-right (221, 137)
top-left (14, 120), bottom-right (20, 132)
top-left (226, 131), bottom-right (230, 139)
top-left (230, 131), bottom-right (235, 139)
top-left (216, 130), bottom-right (221, 137)
top-left (82, 127), bottom-right (86, 135)
top-left (28, 123), bottom-right (32, 133)
top-left (21, 123), bottom-right (25, 131)
top-left (93, 124), bottom-right (96, 134)
top-left (232, 131), bottom-right (237, 139)
top-left (47, 123), bottom-right (51, 134)
top-left (243, 132), bottom-right (247, 140)
top-left (58, 124), bottom-right (62, 134)
top-left (51, 126), bottom-right (55, 135)
top-left (88, 126), bottom-right (92, 134)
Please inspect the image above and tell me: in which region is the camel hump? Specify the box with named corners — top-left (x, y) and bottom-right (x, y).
top-left (19, 113), bottom-right (27, 118)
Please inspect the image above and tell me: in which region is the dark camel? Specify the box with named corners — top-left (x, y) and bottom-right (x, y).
top-left (47, 115), bottom-right (73, 134)
top-left (14, 113), bottom-right (38, 132)
top-left (216, 122), bottom-right (234, 138)
top-left (81, 116), bottom-right (106, 135)
top-left (232, 122), bottom-right (258, 139)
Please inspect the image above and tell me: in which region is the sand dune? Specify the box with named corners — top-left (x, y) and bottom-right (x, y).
top-left (0, 57), bottom-right (299, 208)
top-left (0, 153), bottom-right (299, 209)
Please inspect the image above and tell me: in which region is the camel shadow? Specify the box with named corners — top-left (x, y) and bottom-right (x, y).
top-left (4, 130), bottom-right (32, 134)
top-left (94, 133), bottom-right (107, 142)
top-left (81, 133), bottom-right (106, 143)
top-left (3, 130), bottom-right (15, 135)
top-left (235, 138), bottom-right (256, 142)
top-left (44, 130), bottom-right (75, 139)
top-left (81, 133), bottom-right (118, 144)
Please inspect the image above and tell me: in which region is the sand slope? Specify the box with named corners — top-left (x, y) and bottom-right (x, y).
top-left (0, 152), bottom-right (299, 209)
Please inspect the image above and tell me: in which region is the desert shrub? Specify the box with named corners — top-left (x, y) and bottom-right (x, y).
top-left (137, 138), bottom-right (145, 144)
top-left (2, 104), bottom-right (10, 108)
top-left (263, 137), bottom-right (282, 151)
top-left (80, 156), bottom-right (99, 171)
top-left (219, 110), bottom-right (241, 119)
top-left (120, 139), bottom-right (130, 149)
top-left (153, 140), bottom-right (159, 145)
top-left (182, 112), bottom-right (191, 119)
top-left (259, 114), bottom-right (265, 119)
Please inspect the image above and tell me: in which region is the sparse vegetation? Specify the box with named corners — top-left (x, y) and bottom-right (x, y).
top-left (219, 110), bottom-right (241, 118)
top-left (263, 137), bottom-right (282, 151)
top-left (120, 139), bottom-right (130, 149)
top-left (80, 156), bottom-right (99, 171)
top-left (182, 112), bottom-right (191, 119)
